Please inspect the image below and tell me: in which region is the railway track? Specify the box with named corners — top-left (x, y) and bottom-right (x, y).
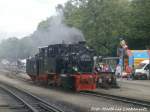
top-left (80, 91), bottom-right (150, 109)
top-left (0, 83), bottom-right (64, 112)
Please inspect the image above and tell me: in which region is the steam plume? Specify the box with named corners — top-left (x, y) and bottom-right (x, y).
top-left (31, 8), bottom-right (85, 47)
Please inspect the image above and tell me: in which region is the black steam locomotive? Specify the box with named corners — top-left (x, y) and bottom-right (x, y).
top-left (26, 42), bottom-right (97, 91)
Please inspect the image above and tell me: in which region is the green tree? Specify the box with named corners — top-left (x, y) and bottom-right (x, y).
top-left (0, 37), bottom-right (35, 61)
top-left (127, 0), bottom-right (150, 49)
top-left (0, 37), bottom-right (20, 61)
top-left (64, 0), bottom-right (131, 56)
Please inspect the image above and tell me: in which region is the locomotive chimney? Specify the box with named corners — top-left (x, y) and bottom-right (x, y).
top-left (78, 41), bottom-right (86, 45)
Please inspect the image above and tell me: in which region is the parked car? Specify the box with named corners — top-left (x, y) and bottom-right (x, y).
top-left (134, 60), bottom-right (150, 80)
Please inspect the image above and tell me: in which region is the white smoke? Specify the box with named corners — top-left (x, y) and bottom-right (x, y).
top-left (32, 9), bottom-right (85, 47)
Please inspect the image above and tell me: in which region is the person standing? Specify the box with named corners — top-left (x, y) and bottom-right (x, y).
top-left (131, 65), bottom-right (135, 79)
top-left (115, 64), bottom-right (121, 78)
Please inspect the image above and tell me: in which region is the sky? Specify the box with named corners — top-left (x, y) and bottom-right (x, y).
top-left (0, 0), bottom-right (68, 40)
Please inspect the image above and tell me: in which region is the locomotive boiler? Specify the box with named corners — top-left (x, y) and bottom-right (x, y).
top-left (26, 42), bottom-right (97, 91)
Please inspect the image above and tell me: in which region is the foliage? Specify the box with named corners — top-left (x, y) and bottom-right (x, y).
top-left (64, 0), bottom-right (150, 56)
top-left (0, 37), bottom-right (35, 61)
top-left (0, 0), bottom-right (150, 61)
top-left (127, 0), bottom-right (150, 49)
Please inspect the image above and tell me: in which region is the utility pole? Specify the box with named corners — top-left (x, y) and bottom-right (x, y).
top-left (120, 48), bottom-right (124, 77)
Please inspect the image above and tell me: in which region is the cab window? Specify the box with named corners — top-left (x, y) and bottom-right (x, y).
top-left (144, 64), bottom-right (150, 70)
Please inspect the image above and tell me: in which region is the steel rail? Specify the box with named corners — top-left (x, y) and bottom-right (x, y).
top-left (0, 83), bottom-right (64, 112)
top-left (0, 86), bottom-right (38, 112)
top-left (80, 91), bottom-right (150, 108)
top-left (22, 90), bottom-right (64, 112)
